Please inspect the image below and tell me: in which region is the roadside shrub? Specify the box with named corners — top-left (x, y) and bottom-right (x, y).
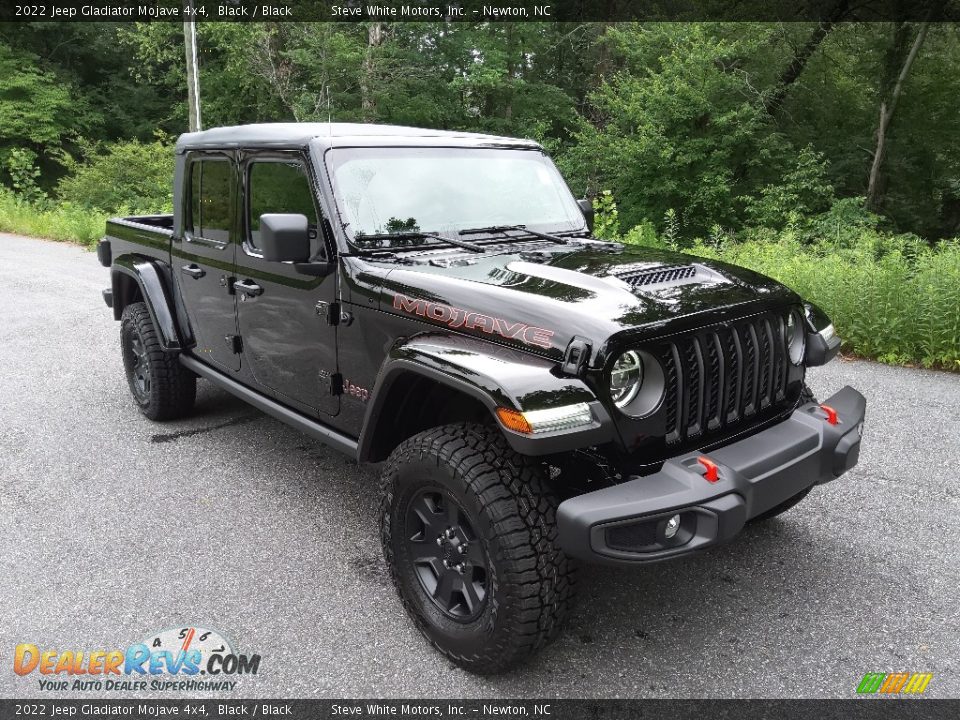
top-left (742, 145), bottom-right (835, 230)
top-left (2, 147), bottom-right (46, 203)
top-left (0, 189), bottom-right (105, 246)
top-left (57, 138), bottom-right (173, 214)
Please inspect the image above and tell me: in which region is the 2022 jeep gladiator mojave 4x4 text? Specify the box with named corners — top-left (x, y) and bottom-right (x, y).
top-left (98, 123), bottom-right (866, 673)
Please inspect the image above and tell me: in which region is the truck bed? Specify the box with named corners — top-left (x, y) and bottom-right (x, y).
top-left (105, 214), bottom-right (174, 257)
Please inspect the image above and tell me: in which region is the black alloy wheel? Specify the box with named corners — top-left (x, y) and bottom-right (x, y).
top-left (404, 488), bottom-right (489, 621)
top-left (127, 330), bottom-right (151, 402)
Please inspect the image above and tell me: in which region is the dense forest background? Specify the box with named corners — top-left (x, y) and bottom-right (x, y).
top-left (1, 21), bottom-right (958, 367)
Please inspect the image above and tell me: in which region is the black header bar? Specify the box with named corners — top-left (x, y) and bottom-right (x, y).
top-left (1, 0), bottom-right (957, 23)
top-left (2, 699), bottom-right (959, 720)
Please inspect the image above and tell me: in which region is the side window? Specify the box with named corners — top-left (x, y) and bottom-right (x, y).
top-left (248, 161), bottom-right (322, 256)
top-left (189, 159), bottom-right (231, 244)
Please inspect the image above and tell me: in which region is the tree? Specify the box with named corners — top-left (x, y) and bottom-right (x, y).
top-left (562, 24), bottom-right (789, 234)
top-left (866, 21), bottom-right (930, 211)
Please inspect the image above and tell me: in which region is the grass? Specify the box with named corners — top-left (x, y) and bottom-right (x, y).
top-left (0, 189), bottom-right (106, 247)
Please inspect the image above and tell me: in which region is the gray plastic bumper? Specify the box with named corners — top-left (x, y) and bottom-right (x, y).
top-left (556, 386), bottom-right (866, 565)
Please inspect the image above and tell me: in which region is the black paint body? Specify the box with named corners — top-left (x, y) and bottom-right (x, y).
top-left (100, 123), bottom-right (839, 475)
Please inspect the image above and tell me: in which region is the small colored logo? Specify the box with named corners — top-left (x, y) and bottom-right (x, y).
top-left (856, 672), bottom-right (933, 695)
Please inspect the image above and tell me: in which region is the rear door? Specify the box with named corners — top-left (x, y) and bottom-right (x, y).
top-left (171, 153), bottom-right (241, 372)
top-left (233, 152), bottom-right (339, 416)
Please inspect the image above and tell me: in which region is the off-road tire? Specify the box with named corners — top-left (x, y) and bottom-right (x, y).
top-left (120, 302), bottom-right (196, 421)
top-left (380, 423), bottom-right (576, 674)
top-left (749, 383), bottom-right (818, 523)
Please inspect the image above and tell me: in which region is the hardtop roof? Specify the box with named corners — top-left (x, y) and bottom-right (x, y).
top-left (175, 122), bottom-right (542, 152)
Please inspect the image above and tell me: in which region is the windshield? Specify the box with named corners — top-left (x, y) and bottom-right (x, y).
top-left (326, 146), bottom-right (586, 248)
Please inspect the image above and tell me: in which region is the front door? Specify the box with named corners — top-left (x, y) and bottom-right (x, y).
top-left (172, 153), bottom-right (240, 372)
top-left (233, 153), bottom-right (339, 416)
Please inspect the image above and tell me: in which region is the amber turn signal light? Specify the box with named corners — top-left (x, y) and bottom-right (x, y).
top-left (496, 407), bottom-right (533, 434)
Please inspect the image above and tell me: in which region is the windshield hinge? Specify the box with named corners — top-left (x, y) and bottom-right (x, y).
top-left (316, 300), bottom-right (341, 326)
top-left (561, 336), bottom-right (591, 376)
top-left (224, 335), bottom-right (243, 354)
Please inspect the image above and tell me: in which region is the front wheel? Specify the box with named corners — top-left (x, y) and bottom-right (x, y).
top-left (379, 423), bottom-right (576, 674)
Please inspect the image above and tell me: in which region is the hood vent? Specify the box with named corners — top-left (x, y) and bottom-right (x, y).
top-left (613, 264), bottom-right (697, 288)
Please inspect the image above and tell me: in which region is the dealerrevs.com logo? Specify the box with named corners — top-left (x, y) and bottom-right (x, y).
top-left (13, 627), bottom-right (261, 692)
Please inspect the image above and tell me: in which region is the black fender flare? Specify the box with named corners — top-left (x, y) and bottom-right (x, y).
top-left (111, 256), bottom-right (186, 352)
top-left (356, 334), bottom-right (615, 461)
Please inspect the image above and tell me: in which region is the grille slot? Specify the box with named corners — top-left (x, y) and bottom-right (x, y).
top-left (615, 264), bottom-right (697, 288)
top-left (659, 312), bottom-right (792, 446)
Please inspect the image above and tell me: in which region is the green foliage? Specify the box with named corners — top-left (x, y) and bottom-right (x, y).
top-left (3, 148), bottom-right (45, 203)
top-left (4, 21), bottom-right (960, 238)
top-left (592, 190), bottom-right (665, 248)
top-left (57, 138), bottom-right (174, 214)
top-left (623, 220), bottom-right (663, 248)
top-left (563, 24), bottom-right (783, 236)
top-left (0, 189), bottom-right (105, 247)
top-left (0, 42), bottom-right (97, 191)
top-left (743, 146), bottom-right (835, 230)
top-left (591, 190), bottom-right (620, 240)
top-left (662, 209), bottom-right (681, 249)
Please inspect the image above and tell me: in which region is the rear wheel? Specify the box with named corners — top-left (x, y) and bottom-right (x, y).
top-left (380, 423), bottom-right (576, 674)
top-left (120, 302), bottom-right (196, 420)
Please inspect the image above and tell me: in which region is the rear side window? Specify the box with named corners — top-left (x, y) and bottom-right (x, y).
top-left (248, 161), bottom-right (319, 249)
top-left (189, 159), bottom-right (232, 243)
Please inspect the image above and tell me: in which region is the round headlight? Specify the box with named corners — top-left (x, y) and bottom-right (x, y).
top-left (609, 351), bottom-right (643, 408)
top-left (786, 310), bottom-right (805, 365)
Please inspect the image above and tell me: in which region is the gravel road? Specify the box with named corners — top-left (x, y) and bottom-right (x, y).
top-left (1, 232), bottom-right (958, 699)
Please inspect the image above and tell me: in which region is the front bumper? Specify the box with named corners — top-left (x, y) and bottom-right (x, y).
top-left (557, 386), bottom-right (866, 565)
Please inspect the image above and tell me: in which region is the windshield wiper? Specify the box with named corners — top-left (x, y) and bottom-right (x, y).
top-left (457, 224), bottom-right (571, 244)
top-left (354, 230), bottom-right (484, 253)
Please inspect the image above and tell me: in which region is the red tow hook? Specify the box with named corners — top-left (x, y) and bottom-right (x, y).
top-left (698, 456), bottom-right (719, 483)
top-left (819, 404), bottom-right (839, 426)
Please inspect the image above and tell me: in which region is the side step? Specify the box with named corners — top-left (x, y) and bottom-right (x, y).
top-left (179, 354), bottom-right (359, 459)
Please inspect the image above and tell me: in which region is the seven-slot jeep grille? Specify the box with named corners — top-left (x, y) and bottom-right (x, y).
top-left (657, 312), bottom-right (792, 445)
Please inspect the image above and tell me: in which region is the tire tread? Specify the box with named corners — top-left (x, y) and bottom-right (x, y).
top-left (121, 302), bottom-right (195, 421)
top-left (379, 423), bottom-right (576, 674)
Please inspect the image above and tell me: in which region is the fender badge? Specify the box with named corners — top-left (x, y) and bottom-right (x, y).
top-left (392, 293), bottom-right (555, 349)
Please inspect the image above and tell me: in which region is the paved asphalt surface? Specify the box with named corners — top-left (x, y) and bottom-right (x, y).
top-left (1, 231), bottom-right (959, 700)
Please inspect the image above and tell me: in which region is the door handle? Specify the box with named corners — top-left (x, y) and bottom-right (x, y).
top-left (234, 279), bottom-right (263, 297)
top-left (181, 264), bottom-right (205, 279)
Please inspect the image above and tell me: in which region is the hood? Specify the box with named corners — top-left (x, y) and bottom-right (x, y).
top-left (371, 241), bottom-right (800, 363)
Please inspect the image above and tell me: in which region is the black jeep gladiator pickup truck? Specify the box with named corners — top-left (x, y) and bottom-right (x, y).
top-left (98, 123), bottom-right (866, 674)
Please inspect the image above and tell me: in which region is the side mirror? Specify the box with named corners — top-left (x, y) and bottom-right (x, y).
top-left (577, 198), bottom-right (594, 234)
top-left (259, 213), bottom-right (310, 262)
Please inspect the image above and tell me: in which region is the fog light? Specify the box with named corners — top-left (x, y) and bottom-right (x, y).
top-left (664, 514), bottom-right (681, 539)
